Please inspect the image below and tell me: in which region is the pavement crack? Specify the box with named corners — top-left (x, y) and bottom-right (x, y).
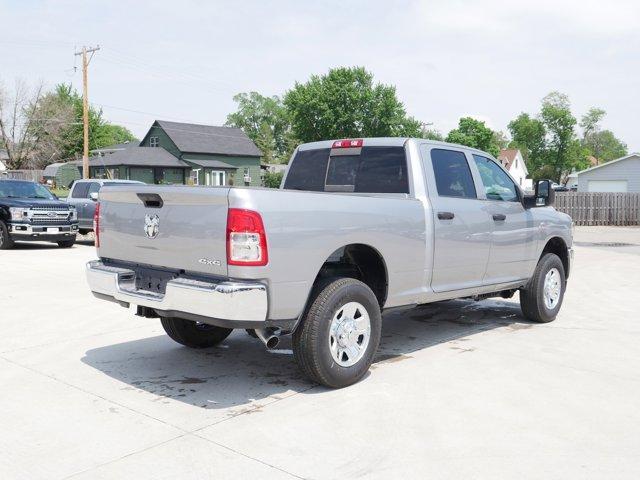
top-left (193, 433), bottom-right (309, 480)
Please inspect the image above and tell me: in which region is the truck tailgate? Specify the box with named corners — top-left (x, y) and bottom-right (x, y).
top-left (97, 185), bottom-right (229, 276)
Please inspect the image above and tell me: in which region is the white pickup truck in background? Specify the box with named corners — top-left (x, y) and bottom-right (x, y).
top-left (87, 137), bottom-right (573, 388)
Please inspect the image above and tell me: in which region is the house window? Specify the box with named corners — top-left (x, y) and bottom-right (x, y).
top-left (149, 136), bottom-right (159, 147)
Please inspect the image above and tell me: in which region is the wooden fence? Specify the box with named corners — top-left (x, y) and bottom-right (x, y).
top-left (555, 192), bottom-right (640, 226)
top-left (1, 169), bottom-right (44, 183)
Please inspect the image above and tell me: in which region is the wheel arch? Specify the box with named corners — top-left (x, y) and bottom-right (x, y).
top-left (309, 243), bottom-right (389, 310)
top-left (540, 236), bottom-right (570, 278)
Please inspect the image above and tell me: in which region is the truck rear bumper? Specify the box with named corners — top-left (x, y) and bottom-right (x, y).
top-left (86, 260), bottom-right (268, 323)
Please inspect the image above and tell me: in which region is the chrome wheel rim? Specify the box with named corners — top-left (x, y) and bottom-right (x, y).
top-left (543, 268), bottom-right (561, 310)
top-left (329, 301), bottom-right (371, 367)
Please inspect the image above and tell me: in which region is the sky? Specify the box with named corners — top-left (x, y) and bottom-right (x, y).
top-left (2, 0), bottom-right (639, 151)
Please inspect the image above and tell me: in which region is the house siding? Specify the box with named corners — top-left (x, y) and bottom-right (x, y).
top-left (182, 154), bottom-right (262, 186)
top-left (140, 124), bottom-right (182, 158)
top-left (577, 155), bottom-right (640, 192)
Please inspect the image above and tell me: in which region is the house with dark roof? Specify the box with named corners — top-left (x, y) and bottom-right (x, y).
top-left (80, 147), bottom-right (192, 184)
top-left (139, 120), bottom-right (262, 186)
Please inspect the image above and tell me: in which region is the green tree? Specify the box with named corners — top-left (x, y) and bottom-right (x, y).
top-left (445, 117), bottom-right (502, 157)
top-left (508, 93), bottom-right (594, 182)
top-left (31, 84), bottom-right (136, 163)
top-left (419, 126), bottom-right (444, 141)
top-left (539, 92), bottom-right (588, 182)
top-left (263, 171), bottom-right (283, 188)
top-left (98, 124), bottom-right (137, 147)
top-left (584, 130), bottom-right (627, 163)
top-left (283, 67), bottom-right (421, 143)
top-left (225, 92), bottom-right (293, 164)
top-left (579, 108), bottom-right (627, 163)
top-left (507, 113), bottom-right (547, 168)
top-left (580, 107), bottom-right (606, 139)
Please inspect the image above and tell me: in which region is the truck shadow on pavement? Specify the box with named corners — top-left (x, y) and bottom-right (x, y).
top-left (82, 299), bottom-right (530, 410)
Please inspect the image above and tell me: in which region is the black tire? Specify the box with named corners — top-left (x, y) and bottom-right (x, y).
top-left (520, 253), bottom-right (566, 323)
top-left (79, 229), bottom-right (91, 235)
top-left (0, 220), bottom-right (14, 250)
top-left (160, 317), bottom-right (232, 348)
top-left (293, 277), bottom-right (382, 388)
top-left (57, 239), bottom-right (76, 248)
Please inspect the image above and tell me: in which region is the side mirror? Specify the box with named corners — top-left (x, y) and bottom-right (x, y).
top-left (89, 192), bottom-right (99, 201)
top-left (534, 179), bottom-right (555, 207)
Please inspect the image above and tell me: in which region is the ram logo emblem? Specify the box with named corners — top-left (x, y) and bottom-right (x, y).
top-left (144, 214), bottom-right (160, 239)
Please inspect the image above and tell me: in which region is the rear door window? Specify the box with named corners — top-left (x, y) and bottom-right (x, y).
top-left (284, 146), bottom-right (409, 194)
top-left (430, 149), bottom-right (477, 199)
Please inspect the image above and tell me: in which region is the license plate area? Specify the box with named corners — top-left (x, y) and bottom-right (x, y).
top-left (133, 266), bottom-right (179, 294)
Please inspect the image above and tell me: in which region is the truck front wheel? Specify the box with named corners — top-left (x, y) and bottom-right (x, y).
top-left (293, 278), bottom-right (382, 388)
top-left (0, 221), bottom-right (14, 250)
top-left (520, 253), bottom-right (566, 323)
top-left (160, 317), bottom-right (232, 348)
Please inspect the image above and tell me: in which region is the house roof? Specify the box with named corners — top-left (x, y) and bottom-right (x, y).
top-left (42, 162), bottom-right (65, 177)
top-left (185, 159), bottom-right (236, 169)
top-left (91, 141), bottom-right (140, 154)
top-left (497, 149), bottom-right (520, 169)
top-left (81, 147), bottom-right (190, 168)
top-left (575, 153), bottom-right (640, 176)
top-left (154, 120), bottom-right (262, 157)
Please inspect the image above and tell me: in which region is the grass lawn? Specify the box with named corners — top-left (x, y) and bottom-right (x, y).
top-left (49, 188), bottom-right (70, 199)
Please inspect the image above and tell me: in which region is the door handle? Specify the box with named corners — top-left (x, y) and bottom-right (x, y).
top-left (493, 213), bottom-right (506, 221)
top-left (437, 211), bottom-right (455, 220)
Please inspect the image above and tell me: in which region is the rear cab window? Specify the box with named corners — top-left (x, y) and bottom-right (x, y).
top-left (283, 146), bottom-right (409, 194)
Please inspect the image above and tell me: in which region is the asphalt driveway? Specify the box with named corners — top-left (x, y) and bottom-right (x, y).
top-left (1, 227), bottom-right (639, 479)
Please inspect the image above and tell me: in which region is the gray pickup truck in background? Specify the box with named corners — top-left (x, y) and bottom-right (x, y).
top-left (67, 179), bottom-right (143, 234)
top-left (86, 138), bottom-right (573, 388)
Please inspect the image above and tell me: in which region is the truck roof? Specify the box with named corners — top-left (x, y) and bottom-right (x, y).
top-left (296, 137), bottom-right (498, 159)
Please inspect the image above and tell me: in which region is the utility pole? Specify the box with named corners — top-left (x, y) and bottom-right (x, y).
top-left (74, 45), bottom-right (100, 179)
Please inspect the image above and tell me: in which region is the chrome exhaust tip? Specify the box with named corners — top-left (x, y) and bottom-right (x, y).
top-left (254, 328), bottom-right (280, 349)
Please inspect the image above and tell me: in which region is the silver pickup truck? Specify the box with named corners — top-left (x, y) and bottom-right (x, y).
top-left (86, 138), bottom-right (573, 388)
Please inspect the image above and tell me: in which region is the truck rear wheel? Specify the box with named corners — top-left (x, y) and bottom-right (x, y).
top-left (160, 317), bottom-right (232, 348)
top-left (0, 221), bottom-right (14, 250)
top-left (293, 278), bottom-right (382, 388)
top-left (520, 253), bottom-right (566, 323)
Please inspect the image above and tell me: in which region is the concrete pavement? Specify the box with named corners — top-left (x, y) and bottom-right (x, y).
top-left (1, 228), bottom-right (639, 479)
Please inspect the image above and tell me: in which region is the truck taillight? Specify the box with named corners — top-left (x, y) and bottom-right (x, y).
top-left (93, 202), bottom-right (100, 248)
top-left (226, 208), bottom-right (268, 266)
top-left (332, 139), bottom-right (363, 148)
